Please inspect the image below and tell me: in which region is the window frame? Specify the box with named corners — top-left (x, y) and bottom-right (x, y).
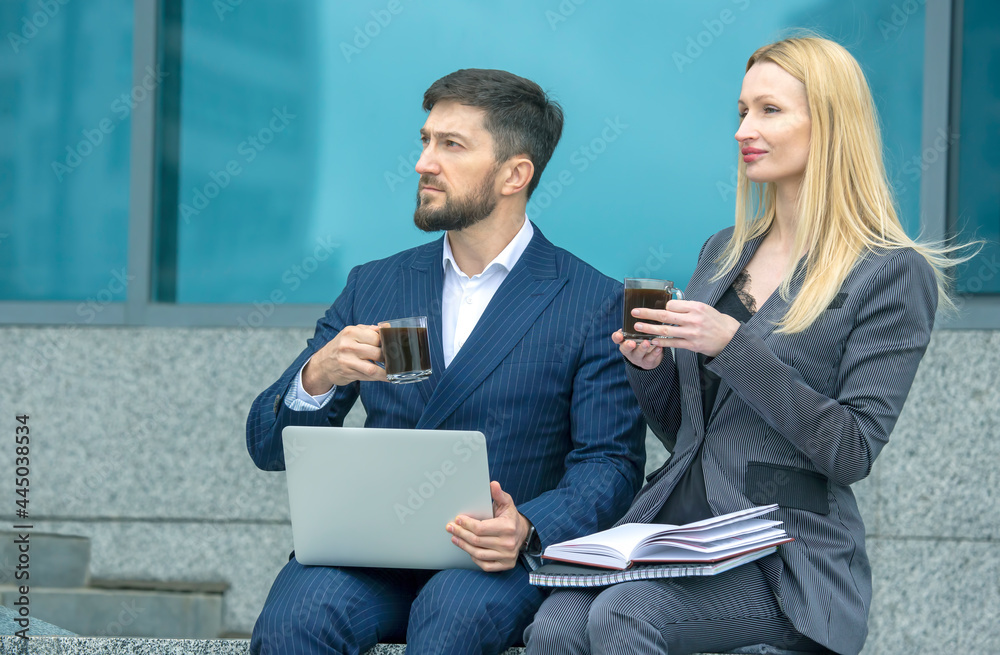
top-left (934, 0), bottom-right (1000, 328)
top-left (1, 0), bottom-right (994, 328)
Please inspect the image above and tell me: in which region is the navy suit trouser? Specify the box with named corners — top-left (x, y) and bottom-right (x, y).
top-left (250, 555), bottom-right (545, 655)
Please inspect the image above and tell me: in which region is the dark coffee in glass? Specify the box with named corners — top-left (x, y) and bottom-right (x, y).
top-left (622, 279), bottom-right (684, 340)
top-left (379, 316), bottom-right (432, 383)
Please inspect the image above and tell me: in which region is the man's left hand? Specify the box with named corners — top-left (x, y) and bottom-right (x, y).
top-left (447, 481), bottom-right (531, 572)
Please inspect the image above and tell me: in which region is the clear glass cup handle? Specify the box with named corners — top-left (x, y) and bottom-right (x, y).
top-left (670, 288), bottom-right (685, 301)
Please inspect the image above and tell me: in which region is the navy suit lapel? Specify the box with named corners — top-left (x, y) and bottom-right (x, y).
top-left (401, 239), bottom-right (445, 405)
top-left (415, 226), bottom-right (567, 430)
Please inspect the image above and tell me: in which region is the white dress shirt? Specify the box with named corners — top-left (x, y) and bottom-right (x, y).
top-left (286, 219), bottom-right (534, 411)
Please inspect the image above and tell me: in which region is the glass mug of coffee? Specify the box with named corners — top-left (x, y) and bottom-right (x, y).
top-left (378, 316), bottom-right (432, 384)
top-left (622, 278), bottom-right (685, 341)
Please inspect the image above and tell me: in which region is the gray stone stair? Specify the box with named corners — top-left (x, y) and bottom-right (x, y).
top-left (0, 605), bottom-right (76, 636)
top-left (0, 531), bottom-right (227, 639)
top-left (0, 531), bottom-right (90, 588)
top-left (0, 586), bottom-right (223, 638)
top-left (0, 636), bottom-right (251, 653)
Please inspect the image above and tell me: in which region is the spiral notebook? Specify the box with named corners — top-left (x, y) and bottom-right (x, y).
top-left (529, 545), bottom-right (777, 588)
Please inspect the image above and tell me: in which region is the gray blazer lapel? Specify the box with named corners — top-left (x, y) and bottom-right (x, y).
top-left (415, 228), bottom-right (567, 430)
top-left (674, 350), bottom-right (704, 441)
top-left (678, 235), bottom-right (763, 438)
top-left (705, 248), bottom-right (804, 425)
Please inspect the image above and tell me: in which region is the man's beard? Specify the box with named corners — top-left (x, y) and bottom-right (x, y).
top-left (413, 172), bottom-right (498, 233)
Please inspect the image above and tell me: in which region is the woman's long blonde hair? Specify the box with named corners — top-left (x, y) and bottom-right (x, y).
top-left (717, 35), bottom-right (964, 333)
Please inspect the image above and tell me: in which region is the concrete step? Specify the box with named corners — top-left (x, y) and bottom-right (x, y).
top-left (0, 531), bottom-right (90, 588)
top-left (89, 578), bottom-right (230, 594)
top-left (0, 636), bottom-right (248, 653)
top-left (0, 638), bottom-right (512, 654)
top-left (0, 605), bottom-right (76, 636)
top-left (0, 586), bottom-right (223, 638)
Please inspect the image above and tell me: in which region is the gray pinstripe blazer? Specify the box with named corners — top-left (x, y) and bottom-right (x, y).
top-left (618, 227), bottom-right (937, 655)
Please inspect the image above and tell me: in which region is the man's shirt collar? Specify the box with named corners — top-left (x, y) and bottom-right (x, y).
top-left (442, 217), bottom-right (534, 281)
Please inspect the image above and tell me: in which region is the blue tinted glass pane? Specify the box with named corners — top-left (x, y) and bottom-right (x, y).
top-left (171, 1), bottom-right (924, 304)
top-left (0, 0), bottom-right (132, 302)
top-left (954, 0), bottom-right (1000, 295)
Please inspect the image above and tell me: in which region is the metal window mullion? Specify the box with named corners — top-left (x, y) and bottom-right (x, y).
top-left (1, 303), bottom-right (126, 326)
top-left (920, 0), bottom-right (953, 246)
top-left (125, 0), bottom-right (162, 325)
top-left (141, 303), bottom-right (329, 328)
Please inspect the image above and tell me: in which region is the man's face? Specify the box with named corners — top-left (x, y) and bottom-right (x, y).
top-left (413, 100), bottom-right (503, 232)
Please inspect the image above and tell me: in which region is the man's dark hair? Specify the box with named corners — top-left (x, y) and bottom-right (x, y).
top-left (423, 69), bottom-right (564, 199)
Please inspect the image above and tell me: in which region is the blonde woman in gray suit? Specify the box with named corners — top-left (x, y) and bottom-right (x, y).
top-left (525, 36), bottom-right (966, 655)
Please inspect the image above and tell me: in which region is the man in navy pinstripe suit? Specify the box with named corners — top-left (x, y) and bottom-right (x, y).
top-left (245, 69), bottom-right (646, 655)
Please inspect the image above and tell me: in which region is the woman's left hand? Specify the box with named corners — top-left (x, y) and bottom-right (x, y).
top-left (632, 299), bottom-right (741, 357)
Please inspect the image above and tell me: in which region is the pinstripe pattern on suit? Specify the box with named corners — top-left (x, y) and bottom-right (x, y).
top-left (526, 227), bottom-right (937, 655)
top-left (526, 563), bottom-right (824, 655)
top-left (246, 224), bottom-right (647, 654)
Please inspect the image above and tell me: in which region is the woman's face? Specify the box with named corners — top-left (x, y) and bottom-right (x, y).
top-left (735, 61), bottom-right (811, 189)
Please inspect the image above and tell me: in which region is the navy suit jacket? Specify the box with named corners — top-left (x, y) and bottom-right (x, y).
top-left (247, 223), bottom-right (646, 551)
top-left (619, 227), bottom-right (937, 655)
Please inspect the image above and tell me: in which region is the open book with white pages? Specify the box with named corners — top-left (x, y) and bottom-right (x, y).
top-left (538, 504), bottom-right (791, 570)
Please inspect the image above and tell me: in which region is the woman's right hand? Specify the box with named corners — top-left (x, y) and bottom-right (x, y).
top-left (612, 329), bottom-right (665, 369)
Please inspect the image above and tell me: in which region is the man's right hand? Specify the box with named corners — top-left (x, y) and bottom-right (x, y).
top-left (301, 325), bottom-right (387, 395)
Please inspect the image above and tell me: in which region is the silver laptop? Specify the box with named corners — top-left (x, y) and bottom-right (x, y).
top-left (281, 426), bottom-right (493, 570)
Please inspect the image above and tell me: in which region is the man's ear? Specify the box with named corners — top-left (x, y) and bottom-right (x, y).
top-left (499, 157), bottom-right (534, 197)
